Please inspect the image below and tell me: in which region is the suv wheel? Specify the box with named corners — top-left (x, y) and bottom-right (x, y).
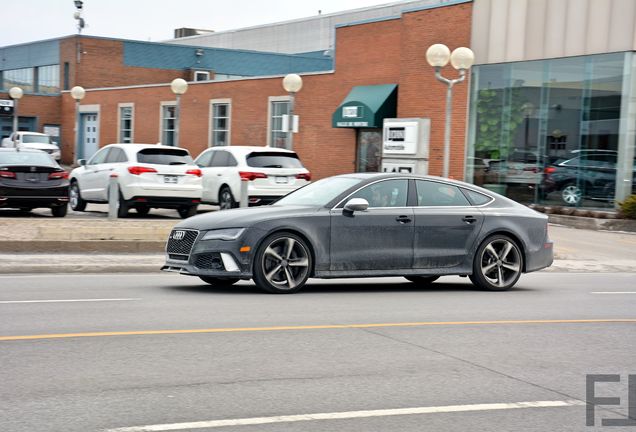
top-left (117, 190), bottom-right (129, 218)
top-left (561, 183), bottom-right (582, 206)
top-left (219, 186), bottom-right (237, 210)
top-left (51, 205), bottom-right (68, 218)
top-left (178, 205), bottom-right (198, 219)
top-left (69, 181), bottom-right (87, 211)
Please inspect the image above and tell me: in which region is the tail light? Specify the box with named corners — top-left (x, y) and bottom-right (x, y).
top-left (296, 172), bottom-right (312, 181)
top-left (48, 171), bottom-right (69, 180)
top-left (0, 170), bottom-right (16, 179)
top-left (185, 168), bottom-right (202, 177)
top-left (239, 171), bottom-right (268, 181)
top-left (544, 167), bottom-right (556, 174)
top-left (128, 166), bottom-right (158, 175)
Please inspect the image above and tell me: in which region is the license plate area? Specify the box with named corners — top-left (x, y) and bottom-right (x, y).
top-left (164, 175), bottom-right (178, 184)
top-left (275, 176), bottom-right (289, 184)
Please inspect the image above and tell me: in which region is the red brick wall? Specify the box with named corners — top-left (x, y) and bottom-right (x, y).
top-left (59, 2), bottom-right (473, 179)
top-left (0, 92), bottom-right (62, 132)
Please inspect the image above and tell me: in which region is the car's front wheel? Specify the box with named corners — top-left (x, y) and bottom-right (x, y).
top-left (199, 276), bottom-right (239, 286)
top-left (253, 232), bottom-right (312, 294)
top-left (470, 235), bottom-right (523, 291)
top-left (405, 276), bottom-right (440, 285)
top-left (69, 181), bottom-right (87, 211)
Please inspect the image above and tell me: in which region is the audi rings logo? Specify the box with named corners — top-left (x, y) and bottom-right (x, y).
top-left (172, 231), bottom-right (186, 241)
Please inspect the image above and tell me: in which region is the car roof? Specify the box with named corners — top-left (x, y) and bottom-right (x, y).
top-left (16, 131), bottom-right (48, 136)
top-left (104, 143), bottom-right (192, 153)
top-left (333, 172), bottom-right (491, 190)
top-left (202, 146), bottom-right (296, 155)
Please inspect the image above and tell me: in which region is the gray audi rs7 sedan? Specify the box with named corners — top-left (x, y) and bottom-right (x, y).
top-left (162, 173), bottom-right (553, 293)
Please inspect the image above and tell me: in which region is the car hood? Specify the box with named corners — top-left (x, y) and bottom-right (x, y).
top-left (175, 205), bottom-right (322, 230)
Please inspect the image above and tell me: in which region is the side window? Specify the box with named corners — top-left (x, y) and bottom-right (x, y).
top-left (416, 180), bottom-right (471, 206)
top-left (210, 150), bottom-right (230, 167)
top-left (350, 179), bottom-right (408, 208)
top-left (462, 189), bottom-right (492, 206)
top-left (196, 151), bottom-right (213, 167)
top-left (88, 148), bottom-right (110, 165)
top-left (227, 153), bottom-right (238, 167)
top-left (105, 148), bottom-right (127, 163)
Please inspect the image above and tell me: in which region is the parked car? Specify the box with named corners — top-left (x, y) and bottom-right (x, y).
top-left (541, 149), bottom-right (636, 205)
top-left (69, 143), bottom-right (202, 218)
top-left (194, 146), bottom-right (311, 209)
top-left (0, 148), bottom-right (69, 217)
top-left (162, 173), bottom-right (553, 293)
top-left (485, 150), bottom-right (541, 186)
top-left (1, 132), bottom-right (61, 161)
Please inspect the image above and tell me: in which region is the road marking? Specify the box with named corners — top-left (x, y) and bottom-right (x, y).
top-left (591, 292), bottom-right (636, 295)
top-left (106, 400), bottom-right (585, 431)
top-left (0, 298), bottom-right (140, 304)
top-left (1, 318), bottom-right (635, 342)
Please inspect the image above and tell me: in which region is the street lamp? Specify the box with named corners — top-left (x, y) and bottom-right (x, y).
top-left (8, 87), bottom-right (23, 147)
top-left (71, 86), bottom-right (85, 160)
top-left (170, 78), bottom-right (188, 147)
top-left (282, 73), bottom-right (303, 149)
top-left (426, 44), bottom-right (475, 178)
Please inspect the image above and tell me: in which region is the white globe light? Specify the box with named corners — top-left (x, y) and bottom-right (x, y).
top-left (70, 86), bottom-right (85, 101)
top-left (9, 87), bottom-right (23, 100)
top-left (450, 47), bottom-right (475, 70)
top-left (426, 44), bottom-right (451, 67)
top-left (282, 74), bottom-right (303, 93)
top-left (170, 78), bottom-right (188, 95)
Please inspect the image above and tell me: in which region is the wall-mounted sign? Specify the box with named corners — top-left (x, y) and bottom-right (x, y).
top-left (383, 121), bottom-right (419, 154)
top-left (337, 121), bottom-right (369, 127)
top-left (342, 106), bottom-right (362, 118)
top-left (0, 100), bottom-right (15, 117)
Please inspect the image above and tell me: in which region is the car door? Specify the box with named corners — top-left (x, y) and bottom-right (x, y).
top-left (94, 147), bottom-right (128, 201)
top-left (329, 179), bottom-right (413, 271)
top-left (200, 150), bottom-right (238, 203)
top-left (78, 147), bottom-right (110, 200)
top-left (412, 179), bottom-right (484, 269)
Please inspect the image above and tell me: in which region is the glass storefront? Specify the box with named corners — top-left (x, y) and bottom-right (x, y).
top-left (467, 52), bottom-right (635, 208)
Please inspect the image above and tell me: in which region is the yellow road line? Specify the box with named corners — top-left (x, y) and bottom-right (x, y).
top-left (2, 319), bottom-right (636, 342)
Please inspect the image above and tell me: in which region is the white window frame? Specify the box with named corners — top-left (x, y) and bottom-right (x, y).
top-left (194, 71), bottom-right (210, 81)
top-left (208, 98), bottom-right (232, 147)
top-left (159, 101), bottom-right (176, 146)
top-left (117, 102), bottom-right (134, 144)
top-left (267, 95), bottom-right (291, 149)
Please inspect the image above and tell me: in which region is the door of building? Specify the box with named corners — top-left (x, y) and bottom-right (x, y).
top-left (79, 113), bottom-right (99, 160)
top-left (356, 128), bottom-right (382, 172)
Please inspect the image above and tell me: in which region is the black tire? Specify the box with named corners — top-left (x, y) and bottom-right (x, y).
top-left (218, 186), bottom-right (237, 210)
top-left (199, 276), bottom-right (239, 286)
top-left (405, 276), bottom-right (440, 285)
top-left (178, 205), bottom-right (198, 219)
top-left (253, 232), bottom-right (312, 294)
top-left (470, 234), bottom-right (523, 291)
top-left (117, 190), bottom-right (129, 218)
top-left (69, 181), bottom-right (87, 211)
top-left (51, 205), bottom-right (68, 217)
top-left (136, 205), bottom-right (150, 216)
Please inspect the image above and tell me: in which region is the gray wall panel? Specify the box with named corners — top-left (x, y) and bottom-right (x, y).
top-left (544, 0), bottom-right (568, 60)
top-left (487, 0), bottom-right (509, 63)
top-left (505, 0), bottom-right (528, 62)
top-left (564, 0), bottom-right (587, 55)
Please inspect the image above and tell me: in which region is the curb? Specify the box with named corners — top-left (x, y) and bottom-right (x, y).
top-left (547, 214), bottom-right (636, 232)
top-left (0, 240), bottom-right (165, 253)
top-left (0, 264), bottom-right (162, 274)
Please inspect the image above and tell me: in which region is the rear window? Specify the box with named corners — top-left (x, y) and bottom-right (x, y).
top-left (0, 151), bottom-right (55, 166)
top-left (246, 151), bottom-right (303, 168)
top-left (22, 135), bottom-right (53, 144)
top-left (137, 148), bottom-right (193, 165)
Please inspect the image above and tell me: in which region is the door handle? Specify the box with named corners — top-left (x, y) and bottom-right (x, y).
top-left (396, 215), bottom-right (412, 224)
top-left (462, 215), bottom-right (477, 224)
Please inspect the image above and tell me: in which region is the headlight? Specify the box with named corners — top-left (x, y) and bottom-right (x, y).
top-left (201, 228), bottom-right (245, 241)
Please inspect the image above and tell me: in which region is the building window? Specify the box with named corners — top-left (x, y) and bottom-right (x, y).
top-left (63, 62), bottom-right (70, 90)
top-left (2, 68), bottom-right (34, 93)
top-left (210, 100), bottom-right (230, 146)
top-left (37, 65), bottom-right (60, 94)
top-left (161, 103), bottom-right (176, 146)
top-left (119, 104), bottom-right (134, 143)
top-left (269, 98), bottom-right (290, 149)
top-left (194, 71), bottom-right (210, 81)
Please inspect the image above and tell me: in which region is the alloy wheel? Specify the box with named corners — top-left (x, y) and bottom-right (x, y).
top-left (219, 187), bottom-right (235, 210)
top-left (69, 184), bottom-right (79, 208)
top-left (478, 238), bottom-right (521, 289)
top-left (561, 184), bottom-right (582, 206)
top-left (260, 236), bottom-right (310, 292)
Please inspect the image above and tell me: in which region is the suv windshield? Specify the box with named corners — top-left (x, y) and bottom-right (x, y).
top-left (246, 151), bottom-right (303, 168)
top-left (137, 148), bottom-right (193, 165)
top-left (22, 135), bottom-right (53, 144)
top-left (275, 177), bottom-right (360, 207)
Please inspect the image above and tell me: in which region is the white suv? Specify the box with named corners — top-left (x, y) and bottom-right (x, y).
top-left (194, 146), bottom-right (311, 209)
top-left (69, 144), bottom-right (203, 218)
top-left (1, 132), bottom-right (61, 161)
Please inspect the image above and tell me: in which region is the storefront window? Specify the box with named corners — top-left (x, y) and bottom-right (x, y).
top-left (468, 52), bottom-right (627, 208)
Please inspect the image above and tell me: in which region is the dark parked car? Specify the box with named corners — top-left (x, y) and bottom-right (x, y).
top-left (0, 148), bottom-right (69, 217)
top-left (541, 150), bottom-right (636, 205)
top-left (162, 173), bottom-right (553, 293)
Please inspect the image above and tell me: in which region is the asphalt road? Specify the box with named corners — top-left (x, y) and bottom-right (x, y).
top-left (1, 273), bottom-right (635, 432)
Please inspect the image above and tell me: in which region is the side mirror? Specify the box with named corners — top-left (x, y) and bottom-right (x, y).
top-left (78, 159), bottom-right (86, 166)
top-left (344, 198), bottom-right (369, 213)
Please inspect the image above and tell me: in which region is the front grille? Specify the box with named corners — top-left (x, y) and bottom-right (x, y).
top-left (166, 229), bottom-right (199, 258)
top-left (194, 253), bottom-right (225, 270)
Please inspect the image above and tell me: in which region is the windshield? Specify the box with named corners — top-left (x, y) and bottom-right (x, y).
top-left (0, 151), bottom-right (55, 166)
top-left (22, 135), bottom-right (53, 144)
top-left (275, 176), bottom-right (361, 207)
top-left (137, 148), bottom-right (193, 165)
top-left (246, 152), bottom-right (304, 168)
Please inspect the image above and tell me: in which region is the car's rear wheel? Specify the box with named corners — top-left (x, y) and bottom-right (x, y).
top-left (561, 182), bottom-right (582, 206)
top-left (136, 205), bottom-right (150, 216)
top-left (405, 276), bottom-right (440, 285)
top-left (178, 205), bottom-right (198, 219)
top-left (199, 276), bottom-right (239, 286)
top-left (51, 205), bottom-right (68, 217)
top-left (253, 232), bottom-right (312, 294)
top-left (117, 190), bottom-right (129, 218)
top-left (219, 186), bottom-right (237, 210)
top-left (69, 181), bottom-right (87, 211)
top-left (470, 235), bottom-right (523, 291)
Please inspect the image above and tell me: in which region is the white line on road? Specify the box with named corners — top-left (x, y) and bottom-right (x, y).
top-left (106, 400), bottom-right (585, 432)
top-left (0, 298), bottom-right (141, 304)
top-left (591, 292), bottom-right (636, 295)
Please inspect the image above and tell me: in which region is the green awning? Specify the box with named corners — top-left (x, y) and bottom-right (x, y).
top-left (332, 84), bottom-right (398, 128)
